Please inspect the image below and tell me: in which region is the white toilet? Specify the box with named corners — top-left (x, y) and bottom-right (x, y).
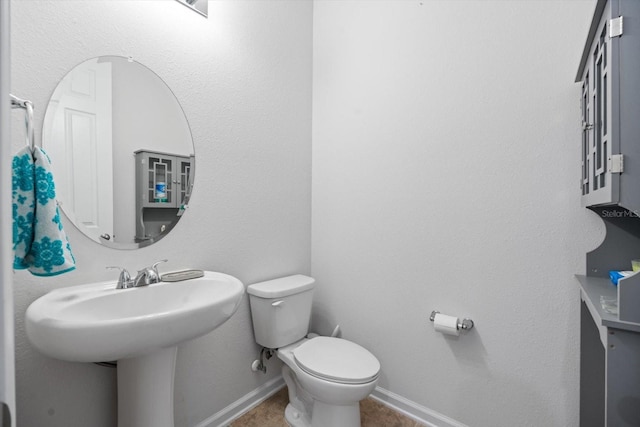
top-left (247, 275), bottom-right (380, 427)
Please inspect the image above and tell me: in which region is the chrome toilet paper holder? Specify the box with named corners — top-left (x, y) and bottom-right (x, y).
top-left (429, 310), bottom-right (474, 332)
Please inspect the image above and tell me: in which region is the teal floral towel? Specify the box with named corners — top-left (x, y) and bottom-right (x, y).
top-left (12, 147), bottom-right (76, 276)
top-left (12, 146), bottom-right (34, 268)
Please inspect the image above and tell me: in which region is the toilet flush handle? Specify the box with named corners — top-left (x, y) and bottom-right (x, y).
top-left (272, 300), bottom-right (284, 307)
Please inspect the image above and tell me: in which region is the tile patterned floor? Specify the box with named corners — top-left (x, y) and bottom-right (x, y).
top-left (229, 387), bottom-right (424, 427)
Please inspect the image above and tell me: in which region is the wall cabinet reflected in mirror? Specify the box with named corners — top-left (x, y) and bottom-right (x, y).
top-left (135, 150), bottom-right (194, 244)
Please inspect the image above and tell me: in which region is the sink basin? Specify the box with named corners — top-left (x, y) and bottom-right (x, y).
top-left (26, 270), bottom-right (244, 362)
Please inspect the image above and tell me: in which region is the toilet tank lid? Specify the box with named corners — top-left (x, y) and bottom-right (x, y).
top-left (247, 274), bottom-right (315, 298)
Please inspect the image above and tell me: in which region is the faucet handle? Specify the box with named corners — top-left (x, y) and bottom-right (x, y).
top-left (106, 266), bottom-right (132, 289)
top-left (151, 259), bottom-right (168, 272)
top-left (136, 259), bottom-right (167, 286)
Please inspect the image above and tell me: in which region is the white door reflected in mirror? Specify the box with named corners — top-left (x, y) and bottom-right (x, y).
top-left (44, 59), bottom-right (114, 244)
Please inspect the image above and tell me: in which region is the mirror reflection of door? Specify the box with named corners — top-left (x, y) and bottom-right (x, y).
top-left (44, 60), bottom-right (114, 243)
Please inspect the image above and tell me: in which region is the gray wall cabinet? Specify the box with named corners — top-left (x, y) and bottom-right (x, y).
top-left (135, 150), bottom-right (193, 209)
top-left (577, 0), bottom-right (640, 213)
top-left (134, 150), bottom-right (193, 243)
top-left (577, 1), bottom-right (640, 426)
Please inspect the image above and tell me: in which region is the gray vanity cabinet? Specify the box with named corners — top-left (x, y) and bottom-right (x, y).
top-left (578, 275), bottom-right (640, 427)
top-left (576, 0), bottom-right (640, 213)
top-left (577, 1), bottom-right (640, 426)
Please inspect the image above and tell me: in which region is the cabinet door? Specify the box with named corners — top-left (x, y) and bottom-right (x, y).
top-left (142, 152), bottom-right (177, 208)
top-left (177, 156), bottom-right (193, 206)
top-left (581, 3), bottom-right (617, 207)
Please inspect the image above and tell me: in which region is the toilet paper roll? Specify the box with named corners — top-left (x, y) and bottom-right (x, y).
top-left (433, 313), bottom-right (460, 336)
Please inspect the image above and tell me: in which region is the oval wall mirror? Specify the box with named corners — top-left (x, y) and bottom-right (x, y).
top-left (42, 56), bottom-right (195, 250)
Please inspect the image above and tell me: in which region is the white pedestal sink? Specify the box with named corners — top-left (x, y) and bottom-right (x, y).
top-left (25, 271), bottom-right (245, 427)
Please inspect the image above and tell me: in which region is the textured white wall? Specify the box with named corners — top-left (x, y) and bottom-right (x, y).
top-left (311, 1), bottom-right (603, 426)
top-left (10, 1), bottom-right (311, 426)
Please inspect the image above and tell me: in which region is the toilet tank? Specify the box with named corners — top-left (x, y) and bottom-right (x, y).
top-left (247, 275), bottom-right (315, 349)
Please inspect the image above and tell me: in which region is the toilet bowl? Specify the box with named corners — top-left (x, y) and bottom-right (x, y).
top-left (278, 337), bottom-right (379, 427)
top-left (247, 275), bottom-right (381, 427)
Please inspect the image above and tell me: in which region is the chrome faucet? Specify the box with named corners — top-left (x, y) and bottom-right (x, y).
top-left (107, 259), bottom-right (167, 289)
top-left (133, 260), bottom-right (167, 287)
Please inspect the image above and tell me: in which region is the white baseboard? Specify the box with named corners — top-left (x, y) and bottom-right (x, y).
top-left (194, 376), bottom-right (285, 427)
top-left (194, 377), bottom-right (466, 427)
top-left (370, 386), bottom-right (468, 427)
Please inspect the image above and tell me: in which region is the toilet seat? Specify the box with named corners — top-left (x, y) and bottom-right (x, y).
top-left (293, 337), bottom-right (380, 384)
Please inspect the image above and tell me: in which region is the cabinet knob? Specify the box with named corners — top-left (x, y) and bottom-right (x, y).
top-left (582, 121), bottom-right (593, 131)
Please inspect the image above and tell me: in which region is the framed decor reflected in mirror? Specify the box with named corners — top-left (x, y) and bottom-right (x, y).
top-left (175, 0), bottom-right (208, 17)
top-left (42, 56), bottom-right (195, 250)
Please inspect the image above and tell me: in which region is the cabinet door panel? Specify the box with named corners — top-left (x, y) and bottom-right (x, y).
top-left (581, 3), bottom-right (618, 207)
top-left (146, 155), bottom-right (175, 206)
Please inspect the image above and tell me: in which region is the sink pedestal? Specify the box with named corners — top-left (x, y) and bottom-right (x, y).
top-left (117, 346), bottom-right (178, 427)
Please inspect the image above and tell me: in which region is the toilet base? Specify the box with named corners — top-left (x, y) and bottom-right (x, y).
top-left (310, 400), bottom-right (361, 427)
top-left (284, 403), bottom-right (310, 427)
top-left (283, 401), bottom-right (361, 427)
